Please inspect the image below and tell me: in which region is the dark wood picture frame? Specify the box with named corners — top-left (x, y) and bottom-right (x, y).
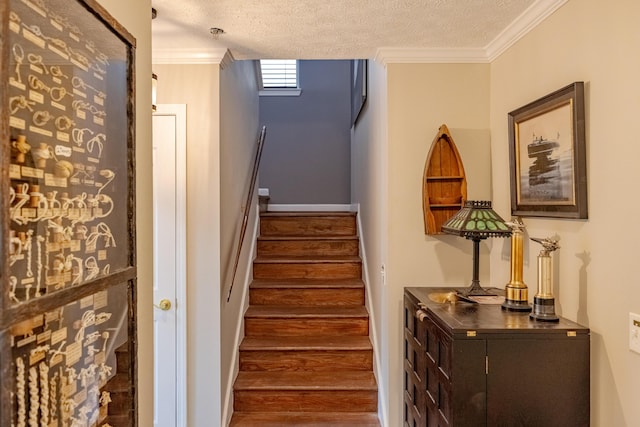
top-left (1, 0), bottom-right (137, 425)
top-left (508, 82), bottom-right (587, 218)
top-left (351, 59), bottom-right (367, 126)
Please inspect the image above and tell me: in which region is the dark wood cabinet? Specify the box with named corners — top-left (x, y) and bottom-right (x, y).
top-left (404, 287), bottom-right (590, 427)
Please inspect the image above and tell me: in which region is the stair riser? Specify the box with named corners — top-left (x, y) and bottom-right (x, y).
top-left (254, 263), bottom-right (362, 280)
top-left (250, 288), bottom-right (364, 306)
top-left (245, 318), bottom-right (369, 337)
top-left (239, 350), bottom-right (373, 372)
top-left (260, 216), bottom-right (357, 237)
top-left (106, 389), bottom-right (129, 417)
top-left (116, 350), bottom-right (130, 374)
top-left (234, 390), bottom-right (378, 413)
top-left (257, 239), bottom-right (359, 257)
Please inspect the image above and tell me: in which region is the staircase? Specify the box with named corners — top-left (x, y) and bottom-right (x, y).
top-left (101, 343), bottom-right (131, 425)
top-left (229, 211), bottom-right (380, 426)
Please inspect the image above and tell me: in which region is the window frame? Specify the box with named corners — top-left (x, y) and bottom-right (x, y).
top-left (258, 59), bottom-right (301, 97)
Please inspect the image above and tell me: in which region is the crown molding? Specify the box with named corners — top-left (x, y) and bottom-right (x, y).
top-left (152, 48), bottom-right (233, 66)
top-left (375, 0), bottom-right (568, 65)
top-left (219, 50), bottom-right (235, 69)
top-left (153, 0), bottom-right (567, 66)
top-left (485, 0), bottom-right (568, 62)
top-left (374, 47), bottom-right (488, 66)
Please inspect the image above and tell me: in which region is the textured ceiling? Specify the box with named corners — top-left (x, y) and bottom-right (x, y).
top-left (151, 0), bottom-right (543, 60)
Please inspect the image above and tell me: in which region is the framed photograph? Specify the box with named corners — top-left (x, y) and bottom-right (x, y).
top-left (508, 82), bottom-right (587, 218)
top-left (351, 59), bottom-right (367, 126)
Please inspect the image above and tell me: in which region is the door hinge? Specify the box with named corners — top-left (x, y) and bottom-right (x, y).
top-left (485, 356), bottom-right (489, 375)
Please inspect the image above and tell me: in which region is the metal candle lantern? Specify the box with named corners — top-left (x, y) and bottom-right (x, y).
top-left (502, 217), bottom-right (532, 312)
top-left (530, 237), bottom-right (560, 322)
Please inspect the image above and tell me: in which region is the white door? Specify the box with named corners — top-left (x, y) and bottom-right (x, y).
top-left (152, 104), bottom-right (187, 427)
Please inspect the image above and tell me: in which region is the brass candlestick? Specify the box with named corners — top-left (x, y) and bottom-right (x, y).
top-left (530, 237), bottom-right (560, 322)
top-left (502, 217), bottom-right (531, 312)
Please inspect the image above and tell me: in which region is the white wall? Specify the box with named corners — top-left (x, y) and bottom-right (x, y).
top-left (351, 58), bottom-right (389, 425)
top-left (489, 1), bottom-right (640, 425)
top-left (388, 63), bottom-right (493, 426)
top-left (154, 63), bottom-right (223, 425)
top-left (96, 0), bottom-right (153, 424)
top-left (153, 58), bottom-right (260, 425)
top-left (219, 60), bottom-right (260, 425)
top-left (352, 62), bottom-right (493, 426)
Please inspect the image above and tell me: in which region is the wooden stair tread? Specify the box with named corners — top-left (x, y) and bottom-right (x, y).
top-left (258, 235), bottom-right (358, 240)
top-left (104, 414), bottom-right (131, 425)
top-left (261, 211), bottom-right (356, 217)
top-left (240, 335), bottom-right (372, 351)
top-left (245, 305), bottom-right (368, 318)
top-left (234, 371), bottom-right (377, 391)
top-left (254, 255), bottom-right (361, 263)
top-left (103, 372), bottom-right (130, 392)
top-left (229, 411), bottom-right (380, 426)
top-left (250, 278), bottom-right (364, 289)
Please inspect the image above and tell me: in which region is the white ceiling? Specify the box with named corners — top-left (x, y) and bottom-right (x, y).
top-left (151, 0), bottom-right (565, 62)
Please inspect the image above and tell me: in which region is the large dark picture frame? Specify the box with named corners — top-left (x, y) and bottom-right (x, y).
top-left (1, 0), bottom-right (138, 425)
top-left (351, 59), bottom-right (367, 126)
top-left (508, 82), bottom-right (587, 219)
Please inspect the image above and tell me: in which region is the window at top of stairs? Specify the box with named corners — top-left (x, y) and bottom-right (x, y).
top-left (259, 59), bottom-right (301, 96)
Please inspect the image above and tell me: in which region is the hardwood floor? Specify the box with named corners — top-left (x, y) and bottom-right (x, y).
top-left (229, 212), bottom-right (380, 426)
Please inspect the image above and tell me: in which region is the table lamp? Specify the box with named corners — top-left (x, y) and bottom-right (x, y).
top-left (441, 200), bottom-right (512, 296)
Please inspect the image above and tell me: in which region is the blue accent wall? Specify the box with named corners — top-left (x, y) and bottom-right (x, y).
top-left (259, 60), bottom-right (352, 204)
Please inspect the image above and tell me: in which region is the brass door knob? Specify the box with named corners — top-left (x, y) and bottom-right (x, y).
top-left (154, 299), bottom-right (172, 311)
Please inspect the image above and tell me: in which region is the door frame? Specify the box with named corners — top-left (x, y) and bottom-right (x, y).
top-left (153, 104), bottom-right (187, 426)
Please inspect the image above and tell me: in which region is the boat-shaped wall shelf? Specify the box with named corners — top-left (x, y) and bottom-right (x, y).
top-left (422, 124), bottom-right (468, 234)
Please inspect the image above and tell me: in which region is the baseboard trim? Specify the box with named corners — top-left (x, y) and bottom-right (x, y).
top-left (267, 204), bottom-right (356, 212)
top-left (354, 203), bottom-right (388, 427)
top-left (221, 203), bottom-right (260, 425)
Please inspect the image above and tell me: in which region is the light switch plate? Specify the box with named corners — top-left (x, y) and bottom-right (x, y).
top-left (630, 313), bottom-right (640, 355)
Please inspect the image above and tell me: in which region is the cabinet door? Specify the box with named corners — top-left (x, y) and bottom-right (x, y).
top-left (450, 339), bottom-right (487, 426)
top-left (426, 324), bottom-right (486, 426)
top-left (487, 338), bottom-right (590, 427)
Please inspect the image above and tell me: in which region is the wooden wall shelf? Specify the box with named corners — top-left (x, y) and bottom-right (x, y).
top-left (422, 125), bottom-right (467, 234)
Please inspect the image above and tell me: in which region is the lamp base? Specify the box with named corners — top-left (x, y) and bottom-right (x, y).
top-left (530, 296), bottom-right (559, 322)
top-left (458, 281), bottom-right (497, 297)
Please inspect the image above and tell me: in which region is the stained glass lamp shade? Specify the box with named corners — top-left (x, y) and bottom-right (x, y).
top-left (441, 201), bottom-right (512, 296)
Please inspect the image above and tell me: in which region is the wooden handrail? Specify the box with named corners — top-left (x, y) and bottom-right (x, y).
top-left (226, 126), bottom-right (267, 302)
